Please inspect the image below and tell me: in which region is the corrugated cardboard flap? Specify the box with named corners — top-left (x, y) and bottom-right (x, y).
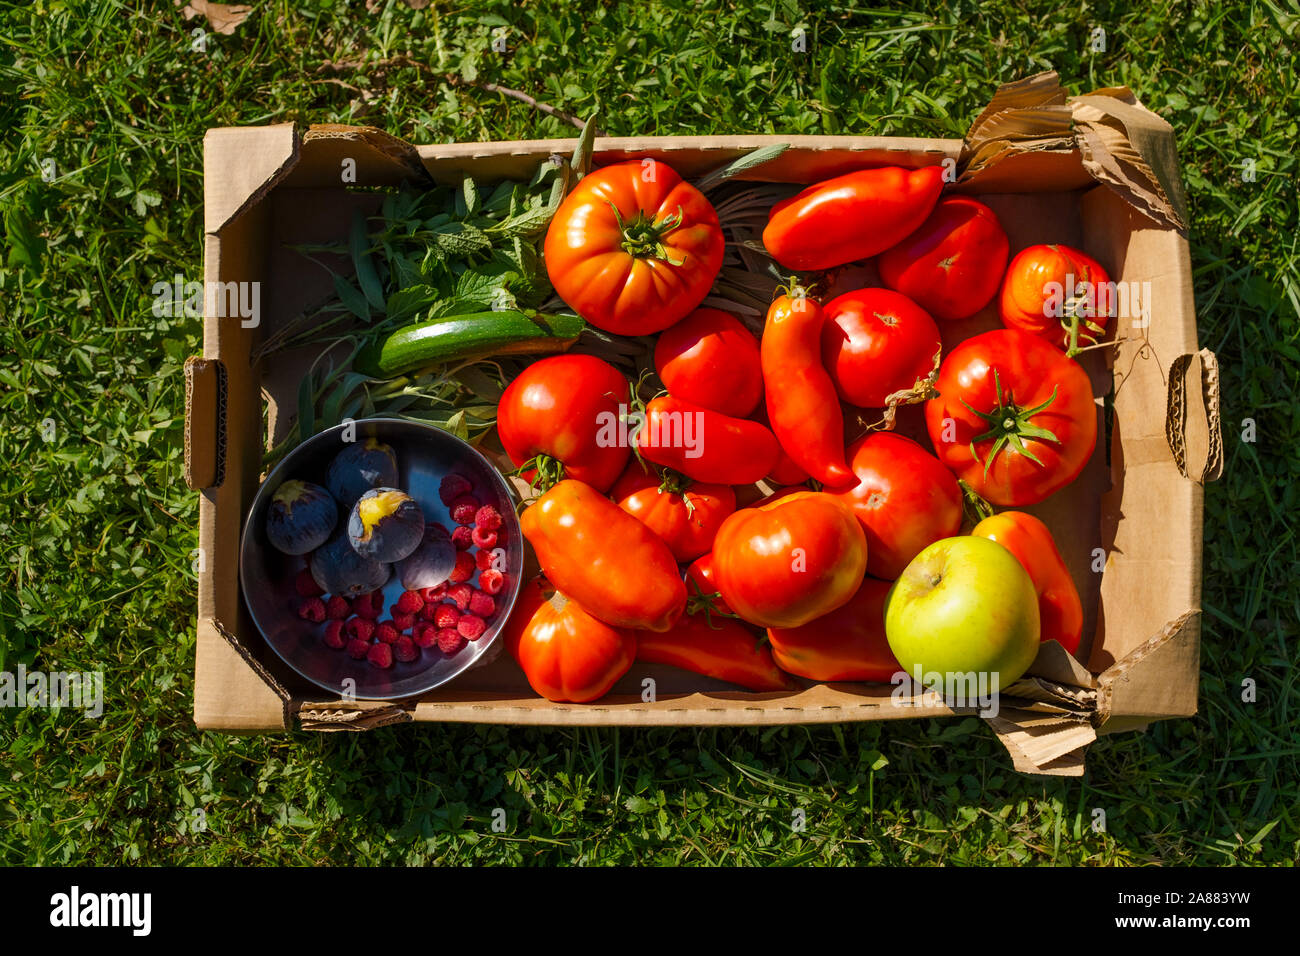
top-left (959, 71), bottom-right (1189, 231)
top-left (1167, 349), bottom-right (1224, 483)
top-left (297, 700), bottom-right (414, 732)
top-left (1097, 609), bottom-right (1201, 724)
top-left (203, 123), bottom-right (299, 235)
top-left (985, 642), bottom-right (1099, 775)
top-left (183, 356), bottom-right (226, 490)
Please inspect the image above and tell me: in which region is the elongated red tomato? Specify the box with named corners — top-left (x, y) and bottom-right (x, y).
top-left (820, 288), bottom-right (941, 408)
top-left (635, 614), bottom-right (797, 692)
top-left (521, 479), bottom-right (686, 632)
top-left (505, 578), bottom-right (636, 703)
top-left (543, 160), bottom-right (724, 335)
top-left (924, 329), bottom-right (1097, 506)
top-left (636, 395), bottom-right (780, 485)
top-left (497, 354), bottom-right (630, 493)
top-left (762, 166), bottom-right (944, 271)
top-left (878, 196), bottom-right (1009, 321)
top-left (609, 462), bottom-right (736, 564)
top-left (833, 432), bottom-right (962, 580)
top-left (654, 308), bottom-right (763, 418)
top-left (766, 576), bottom-right (900, 682)
top-left (761, 291), bottom-right (853, 486)
top-left (972, 511), bottom-right (1082, 656)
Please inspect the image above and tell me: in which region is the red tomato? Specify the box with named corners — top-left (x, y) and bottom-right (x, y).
top-left (712, 491), bottom-right (867, 629)
top-left (832, 432), bottom-right (963, 580)
top-left (766, 576), bottom-right (900, 682)
top-left (635, 614), bottom-right (797, 692)
top-left (521, 479), bottom-right (686, 632)
top-left (543, 160), bottom-right (724, 336)
top-left (762, 291), bottom-right (852, 486)
top-left (924, 329), bottom-right (1097, 506)
top-left (653, 308), bottom-right (762, 418)
top-left (762, 166), bottom-right (944, 271)
top-left (609, 462), bottom-right (736, 564)
top-left (820, 288), bottom-right (941, 408)
top-left (505, 578), bottom-right (636, 703)
top-left (877, 196), bottom-right (1010, 321)
top-left (685, 553), bottom-right (731, 618)
top-left (635, 394), bottom-right (781, 485)
top-left (497, 354), bottom-right (630, 493)
top-left (1000, 244), bottom-right (1114, 353)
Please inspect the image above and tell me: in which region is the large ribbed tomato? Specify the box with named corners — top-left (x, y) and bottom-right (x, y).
top-left (924, 329), bottom-right (1097, 506)
top-left (543, 160), bottom-right (724, 336)
top-left (505, 578), bottom-right (636, 703)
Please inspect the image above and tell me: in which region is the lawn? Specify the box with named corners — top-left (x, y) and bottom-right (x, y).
top-left (0, 0), bottom-right (1296, 865)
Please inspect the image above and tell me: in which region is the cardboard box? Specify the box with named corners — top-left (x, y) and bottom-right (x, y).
top-left (186, 73), bottom-right (1222, 774)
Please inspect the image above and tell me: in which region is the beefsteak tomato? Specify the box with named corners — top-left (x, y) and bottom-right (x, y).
top-left (924, 329), bottom-right (1097, 506)
top-left (543, 160), bottom-right (724, 336)
top-left (505, 577), bottom-right (636, 703)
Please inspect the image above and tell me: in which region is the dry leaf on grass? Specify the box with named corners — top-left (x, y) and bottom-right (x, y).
top-left (179, 0), bottom-right (253, 36)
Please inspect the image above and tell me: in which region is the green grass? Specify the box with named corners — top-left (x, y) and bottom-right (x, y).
top-left (1, 0), bottom-right (1297, 865)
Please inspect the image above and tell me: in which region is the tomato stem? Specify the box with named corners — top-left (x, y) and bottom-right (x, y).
top-left (608, 201), bottom-right (687, 264)
top-left (960, 369), bottom-right (1061, 481)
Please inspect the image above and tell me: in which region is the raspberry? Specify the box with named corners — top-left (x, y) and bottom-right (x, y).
top-left (478, 569), bottom-right (505, 595)
top-left (436, 628), bottom-right (467, 654)
top-left (295, 568), bottom-right (325, 597)
top-left (392, 612), bottom-right (416, 632)
top-left (353, 590), bottom-right (384, 620)
top-left (412, 621), bottom-right (438, 648)
top-left (474, 505), bottom-right (503, 530)
top-left (475, 548), bottom-right (496, 571)
top-left (433, 604), bottom-right (461, 629)
top-left (418, 601), bottom-right (440, 623)
top-left (323, 620), bottom-right (347, 649)
top-left (295, 597), bottom-right (326, 623)
top-left (346, 637), bottom-right (370, 659)
top-left (420, 583), bottom-right (448, 604)
top-left (451, 526), bottom-right (474, 550)
top-left (449, 551), bottom-right (475, 584)
top-left (325, 595), bottom-right (351, 620)
top-left (450, 495), bottom-right (480, 525)
top-left (438, 474), bottom-right (473, 506)
top-left (346, 617), bottom-right (375, 642)
top-left (471, 527), bottom-right (498, 549)
top-left (468, 590), bottom-right (496, 618)
top-left (447, 583), bottom-right (473, 611)
top-left (395, 589), bottom-right (424, 614)
top-left (367, 643), bottom-right (394, 669)
top-left (457, 613), bottom-right (486, 641)
top-left (374, 622), bottom-right (399, 645)
top-left (393, 636), bottom-right (419, 663)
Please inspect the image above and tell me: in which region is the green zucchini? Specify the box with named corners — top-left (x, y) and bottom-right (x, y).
top-left (356, 311), bottom-right (586, 377)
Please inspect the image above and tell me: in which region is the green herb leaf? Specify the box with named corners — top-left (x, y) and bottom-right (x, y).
top-left (350, 209), bottom-right (386, 312)
top-left (695, 143), bottom-right (790, 192)
top-left (333, 274), bottom-right (371, 322)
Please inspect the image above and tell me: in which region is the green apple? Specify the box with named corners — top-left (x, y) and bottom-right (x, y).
top-left (885, 535), bottom-right (1041, 698)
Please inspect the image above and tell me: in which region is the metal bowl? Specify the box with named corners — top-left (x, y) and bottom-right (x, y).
top-left (239, 417), bottom-right (523, 701)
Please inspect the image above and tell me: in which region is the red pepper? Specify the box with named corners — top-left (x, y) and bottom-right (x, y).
top-left (636, 614), bottom-right (797, 692)
top-left (760, 289), bottom-right (853, 487)
top-left (971, 511), bottom-right (1083, 656)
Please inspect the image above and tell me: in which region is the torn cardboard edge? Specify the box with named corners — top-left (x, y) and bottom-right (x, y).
top-left (183, 357), bottom-right (226, 490)
top-left (959, 71), bottom-right (1189, 232)
top-left (1167, 349), bottom-right (1225, 483)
